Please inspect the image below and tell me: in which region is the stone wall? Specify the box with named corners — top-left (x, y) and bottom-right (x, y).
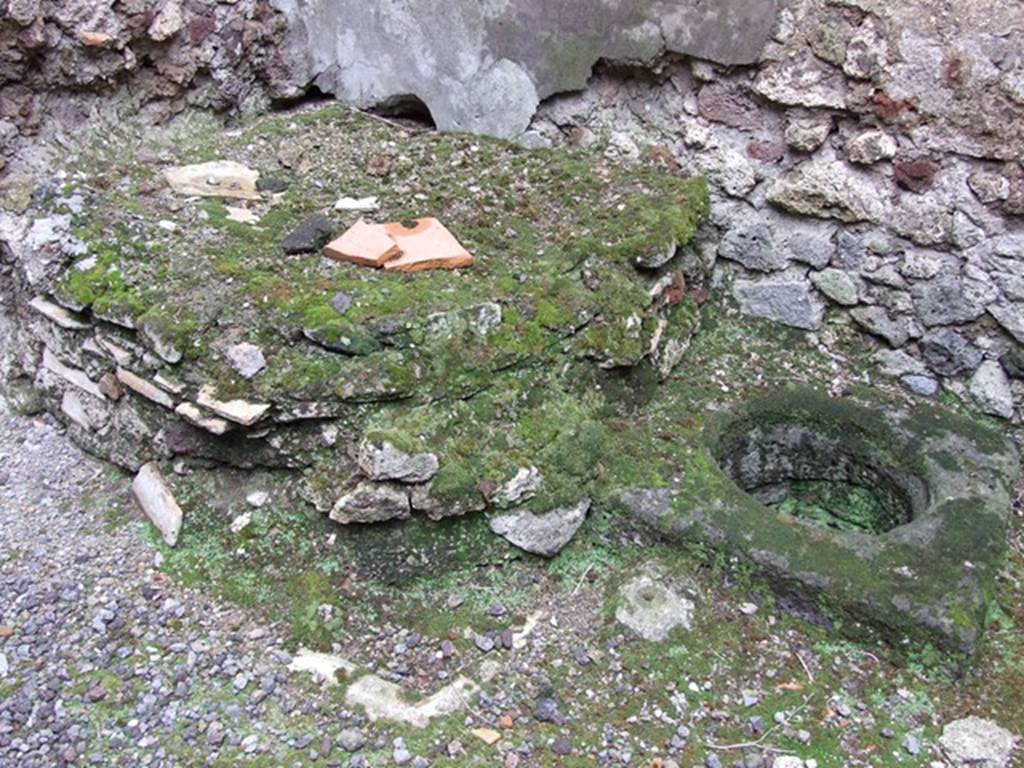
top-left (1, 0), bottom-right (1023, 421)
top-left (0, 0), bottom-right (292, 159)
top-left (524, 0), bottom-right (1024, 421)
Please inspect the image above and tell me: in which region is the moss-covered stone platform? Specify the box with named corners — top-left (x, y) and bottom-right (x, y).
top-left (4, 103), bottom-right (1019, 657)
top-left (622, 388), bottom-right (1019, 654)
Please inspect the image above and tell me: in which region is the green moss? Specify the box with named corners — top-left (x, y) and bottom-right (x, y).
top-left (68, 105), bottom-right (709, 410)
top-left (772, 479), bottom-right (897, 534)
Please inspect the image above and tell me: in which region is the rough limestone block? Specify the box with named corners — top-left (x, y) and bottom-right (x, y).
top-left (357, 439), bottom-right (439, 483)
top-left (489, 499), bottom-right (590, 557)
top-left (939, 716), bottom-right (1018, 768)
top-left (163, 161), bottom-right (260, 200)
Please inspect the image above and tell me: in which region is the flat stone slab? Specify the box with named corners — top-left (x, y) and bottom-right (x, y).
top-left (490, 499), bottom-right (590, 557)
top-left (324, 217), bottom-right (474, 272)
top-left (623, 387), bottom-right (1019, 655)
top-left (164, 160), bottom-right (260, 200)
top-left (131, 462), bottom-right (183, 547)
top-left (615, 573), bottom-right (695, 642)
top-left (196, 386), bottom-right (271, 426)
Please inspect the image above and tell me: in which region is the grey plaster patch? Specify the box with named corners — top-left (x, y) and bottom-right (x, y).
top-left (615, 574), bottom-right (695, 642)
top-left (270, 0), bottom-right (779, 138)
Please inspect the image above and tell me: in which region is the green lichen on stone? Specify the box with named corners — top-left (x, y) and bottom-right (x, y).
top-left (771, 480), bottom-right (895, 534)
top-left (629, 385), bottom-right (1018, 656)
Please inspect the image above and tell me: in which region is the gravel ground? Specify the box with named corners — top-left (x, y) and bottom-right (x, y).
top-left (0, 405), bottom-right (351, 767)
top-left (1, 400), bottom-right (1021, 768)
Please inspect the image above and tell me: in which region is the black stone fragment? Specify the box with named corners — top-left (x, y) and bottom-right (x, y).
top-left (1000, 347), bottom-right (1024, 380)
top-left (282, 213), bottom-right (335, 254)
top-left (256, 176), bottom-right (290, 193)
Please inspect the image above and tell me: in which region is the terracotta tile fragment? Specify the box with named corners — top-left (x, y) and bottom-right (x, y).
top-left (382, 218), bottom-right (474, 273)
top-left (323, 219), bottom-right (399, 268)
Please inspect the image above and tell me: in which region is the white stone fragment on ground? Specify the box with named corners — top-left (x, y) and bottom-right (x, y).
top-left (489, 499), bottom-right (590, 557)
top-left (116, 368), bottom-right (175, 409)
top-left (163, 160), bottom-right (260, 200)
top-left (287, 649), bottom-right (357, 685)
top-left (494, 466), bottom-right (542, 507)
top-left (939, 716), bottom-right (1019, 768)
top-left (131, 462), bottom-right (183, 547)
top-left (174, 402), bottom-right (233, 435)
top-left (334, 195), bottom-right (380, 212)
top-left (196, 384), bottom-right (271, 426)
top-left (968, 360), bottom-right (1014, 419)
top-left (246, 491), bottom-right (269, 508)
top-left (0, 652), bottom-right (7, 678)
top-left (41, 347), bottom-right (105, 400)
top-left (29, 296), bottom-right (91, 330)
top-left (345, 673), bottom-right (479, 728)
top-left (230, 512), bottom-right (252, 534)
top-left (615, 574), bottom-right (695, 642)
top-left (226, 206), bottom-right (259, 224)
top-left (224, 342), bottom-right (266, 379)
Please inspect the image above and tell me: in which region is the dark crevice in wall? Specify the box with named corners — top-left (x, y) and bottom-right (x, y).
top-left (367, 93), bottom-right (437, 130)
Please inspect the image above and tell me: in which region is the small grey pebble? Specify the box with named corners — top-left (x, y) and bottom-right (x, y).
top-left (903, 734), bottom-right (921, 756)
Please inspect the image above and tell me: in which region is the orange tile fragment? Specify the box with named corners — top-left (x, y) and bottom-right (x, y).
top-left (323, 219), bottom-right (399, 267)
top-left (383, 217), bottom-right (474, 272)
top-left (323, 216), bottom-right (474, 272)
